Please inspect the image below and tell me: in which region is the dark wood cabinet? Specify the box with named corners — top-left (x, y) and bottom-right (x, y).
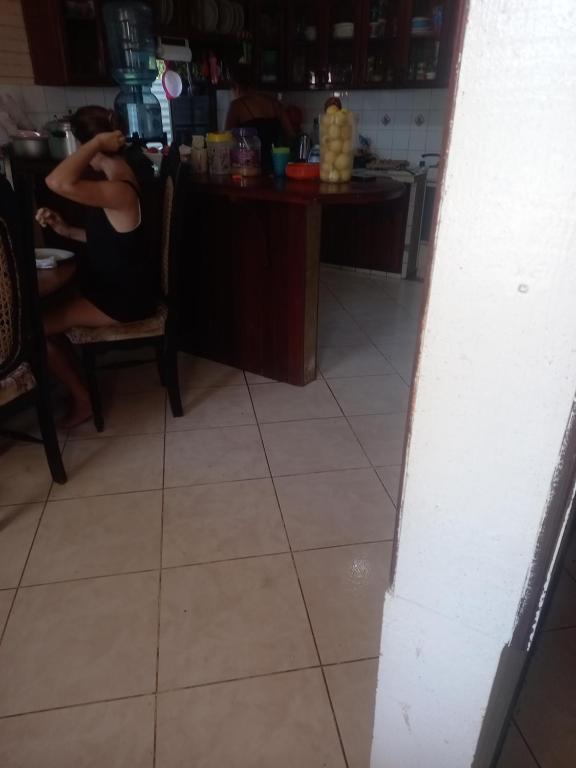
top-left (281, 0), bottom-right (460, 91)
top-left (21, 0), bottom-right (111, 86)
top-left (21, 0), bottom-right (459, 90)
top-left (357, 0), bottom-right (459, 88)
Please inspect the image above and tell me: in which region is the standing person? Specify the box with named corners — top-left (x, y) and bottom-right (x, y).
top-left (226, 64), bottom-right (295, 171)
top-left (35, 105), bottom-right (158, 428)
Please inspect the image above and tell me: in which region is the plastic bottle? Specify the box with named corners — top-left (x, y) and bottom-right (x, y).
top-left (231, 127), bottom-right (261, 177)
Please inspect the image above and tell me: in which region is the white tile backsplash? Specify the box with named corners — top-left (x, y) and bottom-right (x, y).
top-left (283, 88), bottom-right (449, 165)
top-left (0, 82), bottom-right (447, 167)
top-left (0, 84), bottom-right (119, 131)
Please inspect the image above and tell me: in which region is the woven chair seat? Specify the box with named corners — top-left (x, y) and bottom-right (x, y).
top-left (66, 303), bottom-right (167, 345)
top-left (0, 361), bottom-right (36, 407)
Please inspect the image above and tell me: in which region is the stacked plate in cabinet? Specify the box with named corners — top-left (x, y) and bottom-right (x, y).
top-left (194, 0), bottom-right (244, 33)
top-left (158, 0), bottom-right (174, 25)
top-left (218, 0), bottom-right (234, 33)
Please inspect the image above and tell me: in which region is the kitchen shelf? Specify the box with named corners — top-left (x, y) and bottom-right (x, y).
top-left (410, 31), bottom-right (441, 39)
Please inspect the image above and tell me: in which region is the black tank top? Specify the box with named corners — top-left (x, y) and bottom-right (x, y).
top-left (79, 179), bottom-right (158, 323)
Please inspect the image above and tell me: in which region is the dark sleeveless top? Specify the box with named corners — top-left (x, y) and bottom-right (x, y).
top-left (238, 98), bottom-right (281, 173)
top-left (78, 179), bottom-right (158, 323)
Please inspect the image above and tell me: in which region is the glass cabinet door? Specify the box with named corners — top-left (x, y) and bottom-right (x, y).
top-left (324, 0), bottom-right (359, 88)
top-left (254, 0), bottom-right (285, 86)
top-left (403, 0), bottom-right (448, 84)
top-left (360, 0), bottom-right (403, 86)
top-left (286, 1), bottom-right (322, 88)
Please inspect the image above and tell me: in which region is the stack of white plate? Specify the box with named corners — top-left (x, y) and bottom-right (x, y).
top-left (230, 1), bottom-right (244, 33)
top-left (333, 22), bottom-right (354, 39)
top-left (159, 0), bottom-right (174, 25)
top-left (199, 0), bottom-right (218, 32)
top-left (218, 0), bottom-right (234, 33)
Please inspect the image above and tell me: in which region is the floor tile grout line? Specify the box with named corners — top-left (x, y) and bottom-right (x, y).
top-left (16, 539), bottom-right (396, 590)
top-left (0, 461), bottom-right (405, 509)
top-left (320, 664), bottom-right (351, 768)
top-left (511, 716), bottom-right (545, 768)
top-left (0, 429), bottom-right (65, 649)
top-left (326, 277), bottom-right (418, 385)
top-left (7, 408), bottom-right (410, 456)
top-left (0, 656), bottom-right (381, 722)
top-left (152, 391), bottom-right (167, 768)
top-left (0, 690), bottom-right (156, 721)
top-left (244, 378), bottom-right (351, 768)
top-left (320, 281), bottom-right (414, 470)
top-left (67, 428), bottom-right (167, 442)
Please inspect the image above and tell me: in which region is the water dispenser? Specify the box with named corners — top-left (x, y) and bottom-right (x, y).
top-left (103, 1), bottom-right (163, 142)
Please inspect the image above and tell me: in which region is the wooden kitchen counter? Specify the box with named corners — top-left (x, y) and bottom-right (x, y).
top-left (189, 173), bottom-right (407, 206)
top-left (180, 171), bottom-right (407, 386)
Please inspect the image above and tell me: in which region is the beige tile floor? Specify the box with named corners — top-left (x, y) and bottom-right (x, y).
top-left (0, 268), bottom-right (418, 767)
top-left (3, 267), bottom-right (572, 766)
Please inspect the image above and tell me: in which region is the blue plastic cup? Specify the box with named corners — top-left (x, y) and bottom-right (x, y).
top-left (272, 147), bottom-right (290, 177)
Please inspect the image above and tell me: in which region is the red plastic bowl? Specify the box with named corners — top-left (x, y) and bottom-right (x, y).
top-left (285, 162), bottom-right (320, 181)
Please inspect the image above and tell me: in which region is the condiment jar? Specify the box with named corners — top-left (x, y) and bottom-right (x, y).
top-left (206, 131), bottom-right (234, 175)
top-left (191, 135), bottom-right (208, 174)
top-left (231, 127), bottom-right (262, 177)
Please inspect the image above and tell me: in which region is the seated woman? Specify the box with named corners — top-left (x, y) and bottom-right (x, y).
top-left (37, 106), bottom-right (157, 428)
top-left (225, 64), bottom-right (295, 171)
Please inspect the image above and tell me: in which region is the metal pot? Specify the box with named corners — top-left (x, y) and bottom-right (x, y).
top-left (10, 131), bottom-right (49, 159)
top-left (44, 117), bottom-right (78, 160)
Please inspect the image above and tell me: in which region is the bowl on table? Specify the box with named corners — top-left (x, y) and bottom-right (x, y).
top-left (285, 162), bottom-right (320, 181)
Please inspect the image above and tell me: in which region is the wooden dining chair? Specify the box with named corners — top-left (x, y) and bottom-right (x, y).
top-left (0, 174), bottom-right (66, 484)
top-left (66, 154), bottom-right (185, 432)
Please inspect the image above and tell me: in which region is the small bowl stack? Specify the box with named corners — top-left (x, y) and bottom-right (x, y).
top-left (333, 22), bottom-right (354, 39)
top-left (411, 16), bottom-right (432, 34)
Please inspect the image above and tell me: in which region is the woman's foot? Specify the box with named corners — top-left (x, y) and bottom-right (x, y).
top-left (60, 398), bottom-right (93, 430)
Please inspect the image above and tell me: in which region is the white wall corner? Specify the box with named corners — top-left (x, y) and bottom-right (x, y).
top-left (371, 0), bottom-right (576, 765)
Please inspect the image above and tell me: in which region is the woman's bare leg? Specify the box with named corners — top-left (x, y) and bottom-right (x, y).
top-left (43, 294), bottom-right (118, 428)
top-left (45, 337), bottom-right (92, 427)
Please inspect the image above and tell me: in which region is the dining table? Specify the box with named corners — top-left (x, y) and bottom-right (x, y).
top-left (36, 260), bottom-right (76, 299)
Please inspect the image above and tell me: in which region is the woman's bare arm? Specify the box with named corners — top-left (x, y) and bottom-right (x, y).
top-left (45, 131), bottom-right (135, 211)
top-left (35, 207), bottom-right (86, 242)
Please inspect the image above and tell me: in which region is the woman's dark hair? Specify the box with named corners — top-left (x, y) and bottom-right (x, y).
top-left (230, 63), bottom-right (253, 91)
top-left (70, 104), bottom-right (123, 144)
top-left (70, 105), bottom-right (154, 187)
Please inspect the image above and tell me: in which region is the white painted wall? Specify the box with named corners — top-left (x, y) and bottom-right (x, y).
top-left (371, 1), bottom-right (576, 766)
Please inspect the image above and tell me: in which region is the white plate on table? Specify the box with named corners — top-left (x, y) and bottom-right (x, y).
top-left (35, 247), bottom-right (74, 268)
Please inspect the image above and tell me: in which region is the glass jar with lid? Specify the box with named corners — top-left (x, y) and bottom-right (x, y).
top-left (206, 132), bottom-right (234, 175)
top-left (231, 127), bottom-right (262, 177)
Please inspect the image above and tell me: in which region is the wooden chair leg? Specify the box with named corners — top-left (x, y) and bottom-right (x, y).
top-left (164, 348), bottom-right (183, 417)
top-left (82, 346), bottom-right (104, 432)
top-left (36, 391), bottom-right (67, 484)
top-left (156, 344), bottom-right (166, 386)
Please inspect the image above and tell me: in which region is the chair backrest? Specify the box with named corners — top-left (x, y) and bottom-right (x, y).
top-left (0, 176), bottom-right (24, 377)
top-left (158, 150), bottom-right (186, 332)
top-left (159, 174), bottom-right (174, 298)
